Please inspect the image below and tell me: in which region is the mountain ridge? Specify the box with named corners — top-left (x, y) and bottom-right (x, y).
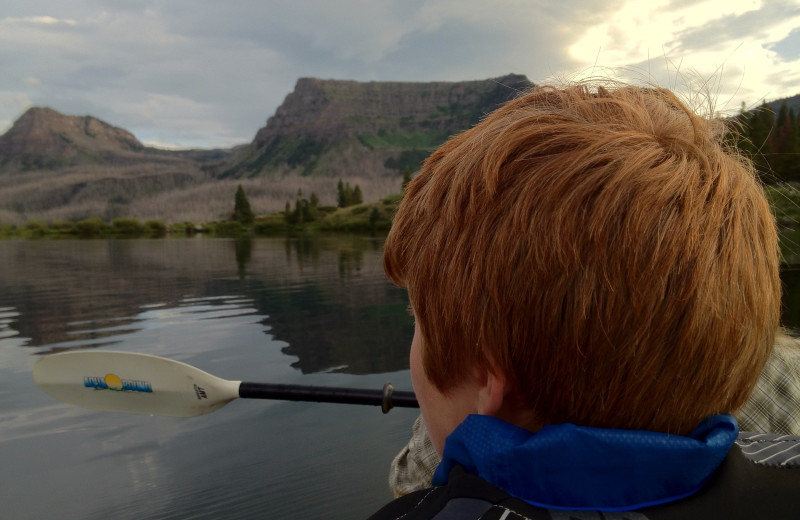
top-left (0, 106), bottom-right (148, 170)
top-left (1, 76), bottom-right (797, 225)
top-left (222, 73), bottom-right (532, 178)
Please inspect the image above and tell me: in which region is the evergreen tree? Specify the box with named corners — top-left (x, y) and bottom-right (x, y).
top-left (785, 108), bottom-right (800, 181)
top-left (773, 103), bottom-right (800, 181)
top-left (402, 167), bottom-right (412, 191)
top-left (735, 103), bottom-right (774, 180)
top-left (308, 192), bottom-right (320, 221)
top-left (735, 100), bottom-right (800, 183)
top-left (337, 180), bottom-right (346, 208)
top-left (285, 189), bottom-right (319, 224)
top-left (233, 184), bottom-right (254, 225)
top-left (294, 189), bottom-right (305, 224)
top-left (369, 206), bottom-right (380, 229)
top-left (345, 182), bottom-right (353, 206)
top-left (336, 180), bottom-right (363, 208)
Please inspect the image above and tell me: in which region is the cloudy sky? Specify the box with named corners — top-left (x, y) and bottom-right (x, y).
top-left (1, 0), bottom-right (799, 149)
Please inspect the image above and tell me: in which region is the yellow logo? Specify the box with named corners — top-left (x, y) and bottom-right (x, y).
top-left (84, 373), bottom-right (153, 393)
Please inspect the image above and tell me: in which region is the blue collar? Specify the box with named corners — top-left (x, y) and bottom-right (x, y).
top-left (432, 414), bottom-right (738, 511)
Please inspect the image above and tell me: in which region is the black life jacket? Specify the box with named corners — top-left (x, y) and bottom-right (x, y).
top-left (368, 432), bottom-right (800, 520)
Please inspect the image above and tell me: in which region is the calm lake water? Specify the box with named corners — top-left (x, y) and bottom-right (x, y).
top-left (0, 236), bottom-right (417, 520)
top-left (1, 235), bottom-right (798, 520)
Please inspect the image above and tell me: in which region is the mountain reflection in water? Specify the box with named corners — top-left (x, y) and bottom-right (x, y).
top-left (0, 236), bottom-right (416, 520)
top-left (1, 236), bottom-right (413, 373)
top-left (0, 235), bottom-right (796, 520)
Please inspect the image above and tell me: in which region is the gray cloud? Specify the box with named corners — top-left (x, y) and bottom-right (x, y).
top-left (0, 0), bottom-right (797, 148)
top-left (674, 2), bottom-right (800, 54)
top-left (770, 27), bottom-right (800, 60)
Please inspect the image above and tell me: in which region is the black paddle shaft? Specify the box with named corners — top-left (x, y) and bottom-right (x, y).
top-left (238, 381), bottom-right (419, 413)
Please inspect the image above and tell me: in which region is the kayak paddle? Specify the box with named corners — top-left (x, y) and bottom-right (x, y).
top-left (32, 350), bottom-right (418, 417)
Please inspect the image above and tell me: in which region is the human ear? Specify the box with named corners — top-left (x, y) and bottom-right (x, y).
top-left (476, 367), bottom-right (507, 417)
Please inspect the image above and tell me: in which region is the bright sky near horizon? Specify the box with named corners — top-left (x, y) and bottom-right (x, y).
top-left (1, 0), bottom-right (799, 149)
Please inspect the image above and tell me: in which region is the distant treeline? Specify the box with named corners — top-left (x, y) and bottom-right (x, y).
top-left (2, 183), bottom-right (797, 241)
top-left (0, 192), bottom-right (404, 239)
top-left (736, 100), bottom-right (800, 183)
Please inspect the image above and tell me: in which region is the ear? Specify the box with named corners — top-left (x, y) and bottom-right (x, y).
top-left (476, 366), bottom-right (508, 417)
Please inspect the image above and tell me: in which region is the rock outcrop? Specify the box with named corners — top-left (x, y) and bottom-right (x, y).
top-left (0, 107), bottom-right (147, 170)
top-left (223, 74), bottom-right (533, 178)
top-left (0, 107), bottom-right (219, 223)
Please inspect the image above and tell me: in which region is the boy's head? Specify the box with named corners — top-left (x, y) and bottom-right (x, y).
top-left (384, 83), bottom-right (780, 437)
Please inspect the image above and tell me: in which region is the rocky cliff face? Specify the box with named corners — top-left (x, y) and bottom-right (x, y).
top-left (0, 74), bottom-right (535, 223)
top-left (0, 107), bottom-right (146, 170)
top-left (258, 74), bottom-right (531, 139)
top-left (0, 107), bottom-right (215, 223)
top-left (224, 74), bottom-right (532, 178)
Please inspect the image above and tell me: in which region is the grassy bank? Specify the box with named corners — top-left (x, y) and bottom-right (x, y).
top-left (2, 184), bottom-right (798, 243)
top-left (0, 193), bottom-right (402, 239)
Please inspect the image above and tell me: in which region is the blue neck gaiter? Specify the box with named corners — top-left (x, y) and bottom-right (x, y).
top-left (432, 414), bottom-right (738, 511)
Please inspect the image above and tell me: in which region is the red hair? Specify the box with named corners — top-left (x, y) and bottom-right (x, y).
top-left (384, 84), bottom-right (781, 435)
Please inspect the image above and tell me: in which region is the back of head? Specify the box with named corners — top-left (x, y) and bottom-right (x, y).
top-left (384, 83), bottom-right (781, 435)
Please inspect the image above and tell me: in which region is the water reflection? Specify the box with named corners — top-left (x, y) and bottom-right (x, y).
top-left (0, 240), bottom-right (418, 520)
top-left (234, 237), bottom-right (253, 279)
top-left (0, 306), bottom-right (21, 340)
top-left (0, 234), bottom-right (798, 520)
top-left (0, 237), bottom-right (413, 373)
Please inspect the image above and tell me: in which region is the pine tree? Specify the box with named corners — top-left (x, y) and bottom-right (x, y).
top-left (294, 189), bottom-right (305, 224)
top-left (336, 180), bottom-right (362, 208)
top-left (774, 102), bottom-right (793, 179)
top-left (402, 167), bottom-right (412, 191)
top-left (345, 182), bottom-right (353, 206)
top-left (233, 185), bottom-right (254, 225)
top-left (308, 192), bottom-right (320, 221)
top-left (739, 103), bottom-right (774, 180)
top-left (337, 180), bottom-right (346, 208)
top-left (284, 201), bottom-right (292, 223)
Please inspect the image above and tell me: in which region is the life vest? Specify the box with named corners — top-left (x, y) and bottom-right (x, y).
top-left (368, 432), bottom-right (800, 520)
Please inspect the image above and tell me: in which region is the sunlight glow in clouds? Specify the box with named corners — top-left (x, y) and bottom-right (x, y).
top-left (1, 16), bottom-right (77, 26)
top-left (567, 0), bottom-right (800, 112)
top-left (569, 0), bottom-right (763, 63)
top-left (0, 1), bottom-right (798, 148)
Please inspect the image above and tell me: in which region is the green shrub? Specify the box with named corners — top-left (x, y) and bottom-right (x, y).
top-left (213, 221), bottom-right (244, 236)
top-left (144, 220), bottom-right (167, 237)
top-left (253, 213), bottom-right (287, 235)
top-left (112, 218), bottom-right (145, 236)
top-left (76, 217), bottom-right (108, 237)
top-left (381, 193), bottom-right (403, 205)
top-left (49, 220), bottom-right (77, 235)
top-left (24, 220), bottom-right (48, 236)
top-left (168, 221), bottom-right (197, 235)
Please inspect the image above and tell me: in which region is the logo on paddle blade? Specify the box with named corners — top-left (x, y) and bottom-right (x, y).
top-left (84, 373), bottom-right (153, 393)
top-left (193, 384), bottom-right (207, 400)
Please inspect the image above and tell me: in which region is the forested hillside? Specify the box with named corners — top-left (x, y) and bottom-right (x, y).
top-left (736, 98), bottom-right (800, 183)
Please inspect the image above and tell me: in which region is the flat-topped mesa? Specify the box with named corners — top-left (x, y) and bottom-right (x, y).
top-left (257, 74), bottom-right (532, 141)
top-left (226, 74), bottom-right (532, 178)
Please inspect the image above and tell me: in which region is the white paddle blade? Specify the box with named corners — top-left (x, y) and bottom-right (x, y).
top-left (33, 351), bottom-right (241, 417)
